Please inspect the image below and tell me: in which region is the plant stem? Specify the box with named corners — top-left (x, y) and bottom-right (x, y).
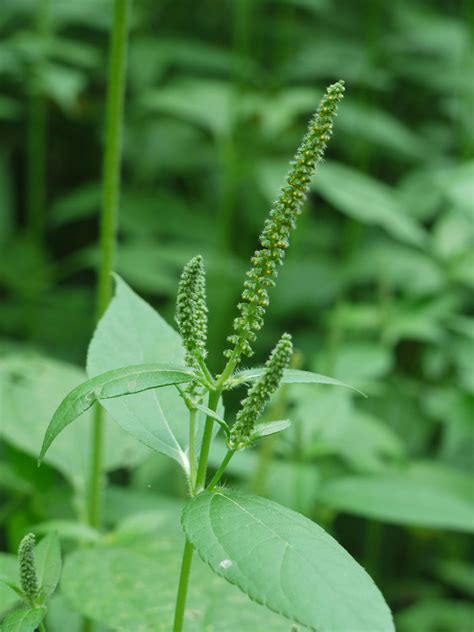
top-left (26, 0), bottom-right (50, 247)
top-left (207, 449), bottom-right (235, 491)
top-left (172, 538), bottom-right (194, 632)
top-left (188, 409), bottom-right (197, 489)
top-left (194, 389), bottom-right (220, 491)
top-left (39, 621), bottom-right (47, 632)
top-left (87, 0), bottom-right (131, 530)
top-left (173, 349), bottom-right (239, 627)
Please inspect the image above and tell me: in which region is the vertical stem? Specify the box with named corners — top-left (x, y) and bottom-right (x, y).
top-left (87, 0), bottom-right (131, 530)
top-left (172, 538), bottom-right (194, 632)
top-left (194, 389), bottom-right (220, 492)
top-left (188, 409), bottom-right (197, 489)
top-left (26, 0), bottom-right (50, 246)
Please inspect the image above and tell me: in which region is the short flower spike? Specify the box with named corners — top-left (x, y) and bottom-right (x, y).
top-left (229, 333), bottom-right (293, 450)
top-left (18, 533), bottom-right (39, 603)
top-left (175, 255), bottom-right (208, 369)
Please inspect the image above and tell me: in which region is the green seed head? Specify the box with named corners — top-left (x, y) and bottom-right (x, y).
top-left (175, 255), bottom-right (208, 369)
top-left (225, 80), bottom-right (345, 361)
top-left (229, 333), bottom-right (293, 450)
top-left (18, 533), bottom-right (39, 603)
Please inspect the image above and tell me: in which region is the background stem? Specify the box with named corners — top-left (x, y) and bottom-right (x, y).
top-left (87, 0), bottom-right (131, 530)
top-left (26, 0), bottom-right (50, 247)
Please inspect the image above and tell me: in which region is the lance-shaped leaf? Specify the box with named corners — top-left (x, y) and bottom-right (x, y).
top-left (39, 364), bottom-right (194, 462)
top-left (250, 419), bottom-right (291, 441)
top-left (231, 367), bottom-right (365, 396)
top-left (182, 490), bottom-right (394, 632)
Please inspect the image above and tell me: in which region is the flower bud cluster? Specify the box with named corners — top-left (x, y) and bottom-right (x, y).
top-left (175, 255), bottom-right (208, 369)
top-left (18, 533), bottom-right (39, 603)
top-left (229, 333), bottom-right (293, 450)
top-left (225, 80), bottom-right (345, 360)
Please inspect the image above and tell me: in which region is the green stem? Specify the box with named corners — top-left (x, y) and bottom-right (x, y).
top-left (87, 0), bottom-right (131, 530)
top-left (207, 450), bottom-right (235, 491)
top-left (194, 390), bottom-right (220, 492)
top-left (172, 538), bottom-right (194, 632)
top-left (196, 356), bottom-right (215, 387)
top-left (188, 409), bottom-right (197, 489)
top-left (26, 0), bottom-right (50, 247)
top-left (39, 621), bottom-right (47, 632)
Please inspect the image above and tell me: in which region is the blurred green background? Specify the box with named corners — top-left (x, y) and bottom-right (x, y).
top-left (0, 1), bottom-right (473, 630)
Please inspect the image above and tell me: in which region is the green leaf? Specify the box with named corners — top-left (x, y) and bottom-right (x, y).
top-left (182, 490), bottom-right (394, 631)
top-left (250, 419), bottom-right (291, 441)
top-left (318, 463), bottom-right (474, 532)
top-left (194, 403), bottom-right (230, 436)
top-left (0, 553), bottom-right (20, 616)
top-left (0, 353), bottom-right (150, 490)
top-left (0, 580), bottom-right (23, 599)
top-left (61, 506), bottom-right (296, 631)
top-left (39, 363), bottom-right (193, 462)
top-left (396, 598), bottom-right (474, 632)
top-left (32, 521), bottom-right (100, 544)
top-left (316, 161), bottom-right (426, 246)
top-left (2, 607), bottom-right (46, 632)
top-left (35, 533), bottom-right (61, 600)
top-left (87, 276), bottom-right (211, 472)
top-left (233, 367), bottom-right (365, 396)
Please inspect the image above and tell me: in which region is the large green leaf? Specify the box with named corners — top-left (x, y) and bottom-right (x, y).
top-left (39, 364), bottom-right (193, 462)
top-left (319, 462), bottom-right (474, 532)
top-left (87, 276), bottom-right (213, 473)
top-left (61, 508), bottom-right (296, 631)
top-left (182, 490), bottom-right (394, 632)
top-left (2, 607), bottom-right (47, 632)
top-left (0, 353), bottom-right (150, 490)
top-left (35, 533), bottom-right (61, 600)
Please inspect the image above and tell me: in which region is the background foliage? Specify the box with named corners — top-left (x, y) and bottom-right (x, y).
top-left (0, 0), bottom-right (473, 630)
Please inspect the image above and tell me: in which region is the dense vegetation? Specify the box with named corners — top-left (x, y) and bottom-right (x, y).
top-left (0, 1), bottom-right (473, 631)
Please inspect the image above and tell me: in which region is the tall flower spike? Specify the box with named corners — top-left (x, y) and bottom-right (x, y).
top-left (229, 333), bottom-right (293, 450)
top-left (175, 255), bottom-right (208, 369)
top-left (18, 533), bottom-right (39, 603)
top-left (225, 80), bottom-right (345, 360)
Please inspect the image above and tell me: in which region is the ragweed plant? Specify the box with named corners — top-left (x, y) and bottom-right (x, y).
top-left (0, 533), bottom-right (61, 631)
top-left (39, 81), bottom-right (394, 632)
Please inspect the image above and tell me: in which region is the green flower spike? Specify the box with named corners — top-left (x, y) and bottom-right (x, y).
top-left (229, 333), bottom-right (293, 450)
top-left (175, 255), bottom-right (208, 370)
top-left (18, 533), bottom-right (39, 604)
top-left (225, 80), bottom-right (345, 360)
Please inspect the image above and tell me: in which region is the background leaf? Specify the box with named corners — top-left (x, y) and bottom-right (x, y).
top-left (35, 533), bottom-right (61, 600)
top-left (318, 462), bottom-right (474, 531)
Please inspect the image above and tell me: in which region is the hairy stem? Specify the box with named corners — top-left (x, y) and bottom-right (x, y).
top-left (172, 538), bottom-right (194, 632)
top-left (207, 449), bottom-right (235, 491)
top-left (194, 389), bottom-right (220, 491)
top-left (87, 0), bottom-right (131, 530)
